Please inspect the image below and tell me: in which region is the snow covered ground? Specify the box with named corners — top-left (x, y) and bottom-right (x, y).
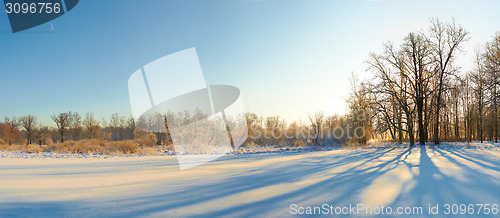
top-left (1, 142), bottom-right (499, 217)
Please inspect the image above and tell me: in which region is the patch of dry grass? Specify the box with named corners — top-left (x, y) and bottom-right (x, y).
top-left (0, 143), bottom-right (27, 152)
top-left (1, 137), bottom-right (171, 155)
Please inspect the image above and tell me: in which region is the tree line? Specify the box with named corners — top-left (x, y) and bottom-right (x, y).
top-left (0, 112), bottom-right (136, 146)
top-left (348, 18), bottom-right (500, 146)
top-left (0, 110), bottom-right (361, 147)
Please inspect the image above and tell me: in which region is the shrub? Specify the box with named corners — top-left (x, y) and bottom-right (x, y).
top-left (0, 143), bottom-right (26, 151)
top-left (136, 146), bottom-right (158, 155)
top-left (27, 145), bottom-right (43, 153)
top-left (48, 141), bottom-right (74, 153)
top-left (111, 140), bottom-right (139, 154)
top-left (135, 133), bottom-right (156, 147)
top-left (73, 139), bottom-right (106, 153)
top-left (244, 140), bottom-right (258, 148)
top-left (1, 138), bottom-right (161, 155)
top-left (291, 139), bottom-right (306, 147)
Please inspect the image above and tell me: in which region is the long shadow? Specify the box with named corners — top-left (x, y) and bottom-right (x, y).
top-left (10, 145), bottom-right (498, 217)
top-left (389, 145), bottom-right (449, 211)
top-left (0, 201), bottom-right (83, 217)
top-left (389, 145), bottom-right (500, 218)
top-left (199, 146), bottom-right (415, 217)
top-left (433, 147), bottom-right (500, 195)
top-left (96, 147), bottom-right (401, 217)
top-left (127, 145), bottom-right (498, 217)
top-left (2, 148), bottom-right (394, 217)
top-left (442, 148), bottom-right (500, 172)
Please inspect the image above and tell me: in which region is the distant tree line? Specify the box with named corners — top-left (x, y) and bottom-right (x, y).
top-left (0, 110), bottom-right (362, 147)
top-left (0, 112), bottom-right (137, 146)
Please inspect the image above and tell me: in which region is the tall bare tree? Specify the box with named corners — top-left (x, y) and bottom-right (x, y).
top-left (472, 51), bottom-right (488, 143)
top-left (427, 18), bottom-right (468, 144)
top-left (367, 43), bottom-right (416, 145)
top-left (402, 32), bottom-right (435, 145)
top-left (484, 32), bottom-right (500, 142)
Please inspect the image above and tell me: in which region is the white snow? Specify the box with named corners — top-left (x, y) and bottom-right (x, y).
top-left (1, 142), bottom-right (499, 217)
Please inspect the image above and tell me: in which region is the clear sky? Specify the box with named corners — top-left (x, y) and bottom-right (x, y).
top-left (1, 0), bottom-right (500, 125)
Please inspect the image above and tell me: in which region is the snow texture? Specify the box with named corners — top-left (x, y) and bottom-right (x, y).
top-left (1, 142), bottom-right (499, 217)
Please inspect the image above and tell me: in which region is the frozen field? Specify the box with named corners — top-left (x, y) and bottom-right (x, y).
top-left (1, 143), bottom-right (500, 217)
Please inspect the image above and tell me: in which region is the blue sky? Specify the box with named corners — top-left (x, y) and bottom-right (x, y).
top-left (1, 0), bottom-right (500, 125)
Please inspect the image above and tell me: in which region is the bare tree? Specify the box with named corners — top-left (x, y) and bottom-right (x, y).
top-left (69, 112), bottom-right (82, 141)
top-left (427, 18), bottom-right (468, 144)
top-left (449, 79), bottom-right (462, 140)
top-left (52, 112), bottom-right (70, 142)
top-left (245, 113), bottom-right (263, 143)
top-left (347, 74), bottom-right (373, 145)
top-left (460, 74), bottom-right (474, 142)
top-left (83, 112), bottom-right (100, 139)
top-left (136, 113), bottom-right (166, 145)
top-left (108, 113), bottom-right (125, 141)
top-left (358, 24), bottom-right (500, 145)
top-left (308, 112), bottom-right (324, 145)
top-left (19, 115), bottom-right (37, 145)
top-left (484, 32), bottom-right (500, 142)
top-left (4, 117), bottom-right (19, 145)
top-left (472, 51), bottom-right (487, 143)
top-left (367, 43), bottom-right (416, 146)
top-left (402, 32), bottom-right (435, 145)
top-left (33, 124), bottom-right (51, 145)
top-left (265, 116), bottom-right (286, 145)
top-left (125, 116), bottom-right (136, 140)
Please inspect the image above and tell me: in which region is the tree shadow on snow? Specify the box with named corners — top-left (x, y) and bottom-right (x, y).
top-left (21, 144), bottom-right (497, 217)
top-left (100, 146), bottom-right (418, 217)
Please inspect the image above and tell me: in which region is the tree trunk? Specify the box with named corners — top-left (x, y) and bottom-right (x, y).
top-left (409, 122), bottom-right (415, 146)
top-left (495, 84), bottom-right (498, 143)
top-left (417, 97), bottom-right (425, 145)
